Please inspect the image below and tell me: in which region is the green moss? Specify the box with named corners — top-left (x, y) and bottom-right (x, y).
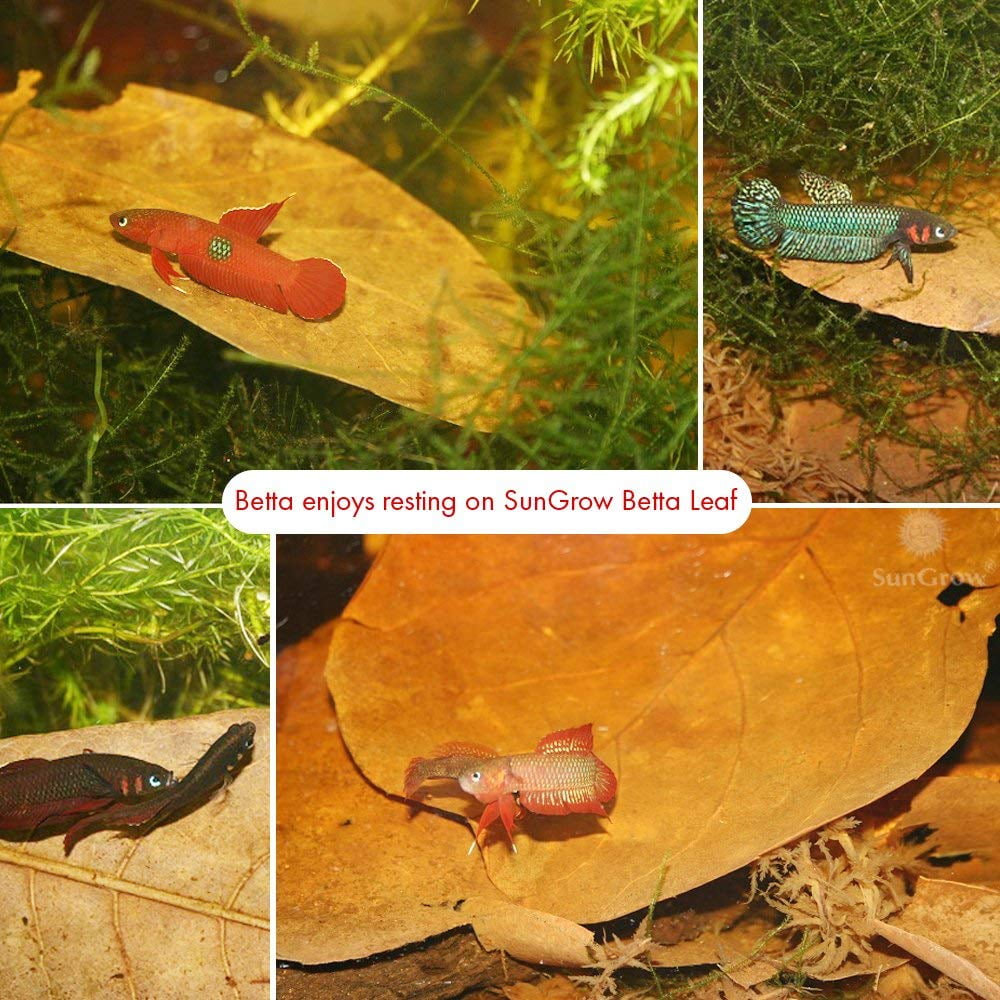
top-left (705, 0), bottom-right (999, 175)
top-left (0, 508), bottom-right (269, 735)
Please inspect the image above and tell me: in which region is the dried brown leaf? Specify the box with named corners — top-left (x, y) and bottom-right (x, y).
top-left (874, 878), bottom-right (1000, 1000)
top-left (325, 513), bottom-right (995, 954)
top-left (276, 622), bottom-right (598, 968)
top-left (0, 76), bottom-right (531, 425)
top-left (0, 708), bottom-right (269, 999)
top-left (892, 776), bottom-right (1000, 888)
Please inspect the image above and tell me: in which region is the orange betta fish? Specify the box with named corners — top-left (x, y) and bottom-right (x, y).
top-left (404, 723), bottom-right (617, 852)
top-left (110, 197), bottom-right (346, 320)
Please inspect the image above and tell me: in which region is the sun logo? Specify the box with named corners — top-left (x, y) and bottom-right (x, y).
top-left (898, 511), bottom-right (946, 557)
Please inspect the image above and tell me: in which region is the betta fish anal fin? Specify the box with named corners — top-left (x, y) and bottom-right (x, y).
top-left (177, 253), bottom-right (290, 315)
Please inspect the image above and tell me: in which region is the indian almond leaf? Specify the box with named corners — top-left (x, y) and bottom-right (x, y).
top-left (277, 621), bottom-right (595, 968)
top-left (704, 152), bottom-right (1000, 334)
top-left (0, 708), bottom-right (269, 999)
top-left (307, 511), bottom-right (996, 963)
top-left (0, 71), bottom-right (533, 427)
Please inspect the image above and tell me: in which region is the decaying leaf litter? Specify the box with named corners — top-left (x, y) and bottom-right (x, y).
top-left (278, 513), bottom-right (999, 996)
top-left (0, 708), bottom-right (269, 1000)
top-left (0, 70), bottom-right (531, 428)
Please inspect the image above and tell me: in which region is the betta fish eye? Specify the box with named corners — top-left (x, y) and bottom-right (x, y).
top-left (117, 216), bottom-right (128, 228)
top-left (470, 771), bottom-right (481, 782)
top-left (148, 775), bottom-right (162, 788)
top-left (934, 225), bottom-right (946, 239)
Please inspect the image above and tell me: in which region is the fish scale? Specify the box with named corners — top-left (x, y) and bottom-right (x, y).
top-left (774, 202), bottom-right (907, 263)
top-left (730, 171), bottom-right (957, 282)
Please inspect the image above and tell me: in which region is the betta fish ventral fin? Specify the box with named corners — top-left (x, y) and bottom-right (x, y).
top-left (177, 254), bottom-right (289, 314)
top-left (797, 170), bottom-right (853, 205)
top-left (151, 246), bottom-right (186, 289)
top-left (535, 723), bottom-right (594, 754)
top-left (218, 198), bottom-right (291, 241)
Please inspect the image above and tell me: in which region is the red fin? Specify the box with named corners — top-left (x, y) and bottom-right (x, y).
top-left (151, 246), bottom-right (184, 287)
top-left (63, 794), bottom-right (171, 853)
top-left (178, 253), bottom-right (288, 314)
top-left (219, 198), bottom-right (290, 241)
top-left (496, 792), bottom-right (518, 847)
top-left (474, 799), bottom-right (501, 841)
top-left (280, 257), bottom-right (346, 320)
top-left (593, 755), bottom-right (617, 804)
top-left (403, 757), bottom-right (428, 799)
top-left (535, 723), bottom-right (594, 754)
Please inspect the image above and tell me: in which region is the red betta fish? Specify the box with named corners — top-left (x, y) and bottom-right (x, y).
top-left (110, 197), bottom-right (346, 320)
top-left (404, 723), bottom-right (616, 852)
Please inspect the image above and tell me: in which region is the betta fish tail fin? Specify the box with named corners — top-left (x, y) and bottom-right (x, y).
top-left (731, 177), bottom-right (784, 248)
top-left (281, 257), bottom-right (347, 320)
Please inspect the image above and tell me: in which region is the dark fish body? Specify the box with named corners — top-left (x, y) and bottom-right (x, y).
top-left (0, 753), bottom-right (174, 831)
top-left (731, 171), bottom-right (956, 282)
top-left (63, 722), bottom-right (256, 852)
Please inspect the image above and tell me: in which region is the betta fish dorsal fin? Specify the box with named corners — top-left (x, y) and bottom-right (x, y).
top-left (218, 197), bottom-right (292, 241)
top-left (535, 723), bottom-right (594, 754)
top-left (0, 757), bottom-right (51, 774)
top-left (431, 741), bottom-right (498, 758)
top-left (797, 170), bottom-right (853, 205)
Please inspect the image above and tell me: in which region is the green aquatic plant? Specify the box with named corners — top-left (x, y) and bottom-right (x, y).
top-left (0, 508), bottom-right (269, 735)
top-left (703, 0), bottom-right (999, 499)
top-left (705, 0), bottom-right (999, 175)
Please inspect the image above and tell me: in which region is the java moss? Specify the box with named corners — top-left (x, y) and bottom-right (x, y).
top-left (705, 0), bottom-right (999, 175)
top-left (705, 228), bottom-right (1000, 500)
top-left (0, 507), bottom-right (269, 736)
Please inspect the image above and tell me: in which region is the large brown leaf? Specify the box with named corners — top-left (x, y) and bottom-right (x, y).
top-left (277, 622), bottom-right (595, 968)
top-left (0, 708), bottom-right (269, 999)
top-left (0, 71), bottom-right (530, 425)
top-left (706, 154), bottom-right (1000, 334)
top-left (325, 512), bottom-right (995, 954)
